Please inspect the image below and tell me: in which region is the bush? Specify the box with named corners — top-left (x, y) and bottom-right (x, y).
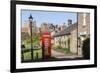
top-left (52, 44), bottom-right (62, 49)
top-left (82, 38), bottom-right (90, 59)
top-left (52, 44), bottom-right (57, 49)
top-left (57, 45), bottom-right (62, 49)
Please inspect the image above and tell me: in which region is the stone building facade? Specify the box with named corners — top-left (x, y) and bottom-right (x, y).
top-left (53, 19), bottom-right (78, 54)
top-left (78, 13), bottom-right (90, 38)
top-left (69, 26), bottom-right (77, 53)
top-left (77, 13), bottom-right (90, 55)
top-left (52, 12), bottom-right (90, 55)
top-left (21, 20), bottom-right (37, 34)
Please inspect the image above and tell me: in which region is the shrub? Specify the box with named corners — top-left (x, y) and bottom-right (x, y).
top-left (52, 44), bottom-right (62, 49)
top-left (56, 45), bottom-right (61, 49)
top-left (52, 44), bottom-right (58, 49)
top-left (82, 38), bottom-right (90, 59)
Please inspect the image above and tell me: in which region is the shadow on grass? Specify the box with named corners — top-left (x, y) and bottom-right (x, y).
top-left (21, 56), bottom-right (86, 63)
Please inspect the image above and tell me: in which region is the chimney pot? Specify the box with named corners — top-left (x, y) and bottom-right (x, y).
top-left (68, 19), bottom-right (72, 26)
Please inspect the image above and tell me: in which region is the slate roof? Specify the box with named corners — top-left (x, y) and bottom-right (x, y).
top-left (53, 23), bottom-right (77, 37)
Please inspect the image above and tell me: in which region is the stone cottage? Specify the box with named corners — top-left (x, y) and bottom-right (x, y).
top-left (52, 12), bottom-right (90, 55)
top-left (53, 19), bottom-right (78, 54)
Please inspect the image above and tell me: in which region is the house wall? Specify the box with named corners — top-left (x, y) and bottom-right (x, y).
top-left (53, 26), bottom-right (78, 54)
top-left (70, 28), bottom-right (78, 54)
top-left (54, 37), bottom-right (59, 46)
top-left (61, 36), bottom-right (65, 48)
top-left (65, 36), bottom-right (69, 49)
top-left (78, 13), bottom-right (90, 38)
top-left (78, 13), bottom-right (90, 55)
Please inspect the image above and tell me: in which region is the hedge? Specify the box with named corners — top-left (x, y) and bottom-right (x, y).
top-left (82, 38), bottom-right (90, 59)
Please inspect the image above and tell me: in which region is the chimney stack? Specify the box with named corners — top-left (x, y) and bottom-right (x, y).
top-left (68, 19), bottom-right (72, 26)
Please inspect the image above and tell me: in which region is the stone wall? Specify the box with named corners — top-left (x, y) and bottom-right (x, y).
top-left (70, 28), bottom-right (78, 54)
top-left (78, 13), bottom-right (90, 37)
top-left (77, 13), bottom-right (90, 55)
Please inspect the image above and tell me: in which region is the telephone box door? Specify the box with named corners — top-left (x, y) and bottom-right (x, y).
top-left (42, 32), bottom-right (51, 59)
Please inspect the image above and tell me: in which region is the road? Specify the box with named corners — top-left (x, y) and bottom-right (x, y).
top-left (51, 49), bottom-right (82, 59)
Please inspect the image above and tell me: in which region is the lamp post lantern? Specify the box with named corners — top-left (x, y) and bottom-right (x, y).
top-left (29, 14), bottom-right (34, 61)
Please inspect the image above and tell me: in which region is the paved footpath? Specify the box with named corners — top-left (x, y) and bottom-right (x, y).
top-left (51, 49), bottom-right (82, 59)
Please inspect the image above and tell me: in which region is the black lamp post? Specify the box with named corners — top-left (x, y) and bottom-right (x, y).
top-left (29, 14), bottom-right (34, 61)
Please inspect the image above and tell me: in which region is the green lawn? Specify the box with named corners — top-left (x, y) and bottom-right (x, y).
top-left (22, 33), bottom-right (42, 61)
top-left (23, 49), bottom-right (42, 61)
top-left (22, 49), bottom-right (58, 62)
top-left (22, 33), bottom-right (42, 49)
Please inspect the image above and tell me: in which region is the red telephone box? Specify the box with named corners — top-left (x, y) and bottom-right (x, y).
top-left (42, 32), bottom-right (51, 59)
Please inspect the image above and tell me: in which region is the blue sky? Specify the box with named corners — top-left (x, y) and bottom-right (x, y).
top-left (21, 10), bottom-right (77, 27)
